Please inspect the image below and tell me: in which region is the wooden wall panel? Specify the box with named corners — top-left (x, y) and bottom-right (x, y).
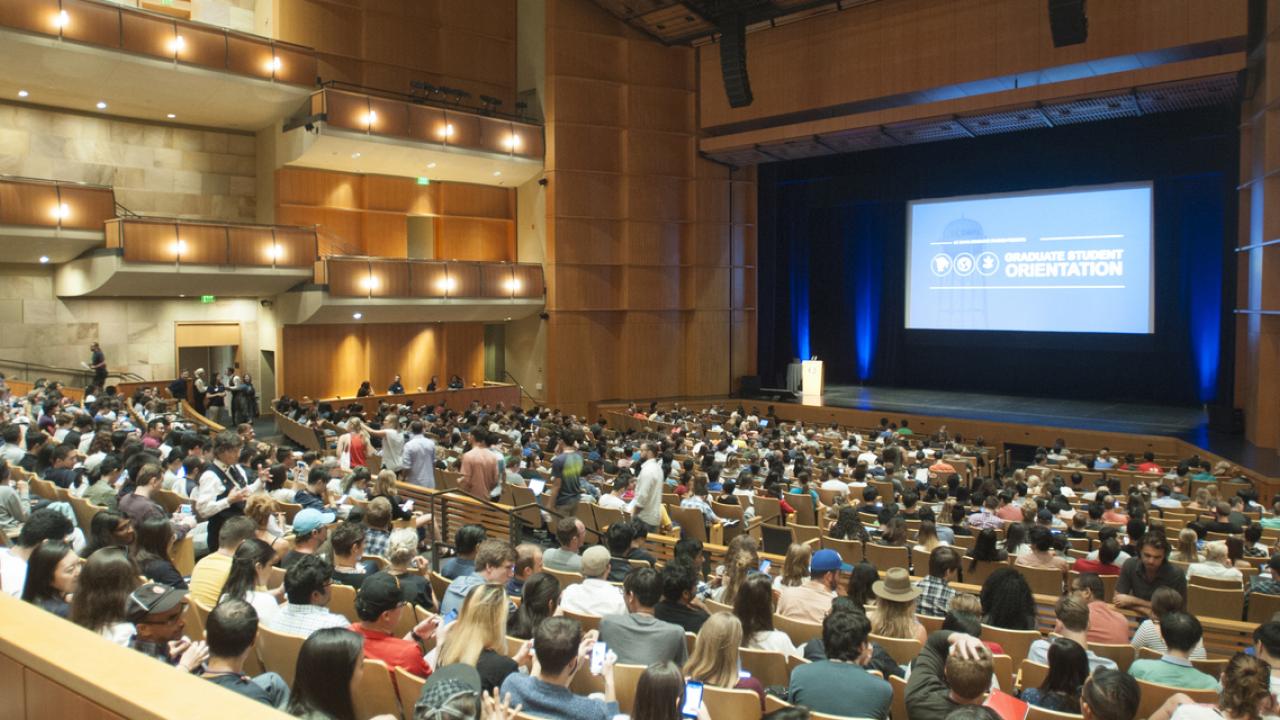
top-left (281, 322), bottom-right (485, 399)
top-left (543, 0), bottom-right (757, 413)
top-left (25, 670), bottom-right (126, 720)
top-left (275, 168), bottom-right (513, 262)
top-left (0, 653), bottom-right (24, 720)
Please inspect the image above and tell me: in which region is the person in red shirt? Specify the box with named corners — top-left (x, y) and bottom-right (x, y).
top-left (1136, 451), bottom-right (1163, 474)
top-left (1072, 538), bottom-right (1123, 576)
top-left (1056, 572), bottom-right (1130, 645)
top-left (349, 571), bottom-right (438, 679)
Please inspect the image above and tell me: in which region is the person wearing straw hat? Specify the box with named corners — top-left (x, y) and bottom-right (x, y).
top-left (778, 548), bottom-right (849, 624)
top-left (870, 567), bottom-right (928, 645)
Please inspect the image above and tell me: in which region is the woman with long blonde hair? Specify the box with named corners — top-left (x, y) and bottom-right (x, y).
top-left (683, 612), bottom-right (765, 707)
top-left (336, 416), bottom-right (372, 469)
top-left (1170, 528), bottom-right (1200, 564)
top-left (713, 547), bottom-right (756, 603)
top-left (913, 520), bottom-right (943, 553)
top-left (868, 568), bottom-right (928, 644)
top-left (435, 584), bottom-right (517, 693)
top-left (775, 542), bottom-right (811, 589)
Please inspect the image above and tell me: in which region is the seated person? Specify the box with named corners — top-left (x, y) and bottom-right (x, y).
top-left (559, 546), bottom-right (626, 617)
top-left (202, 599), bottom-right (289, 708)
top-left (1128, 612), bottom-right (1221, 690)
top-left (905, 630), bottom-right (995, 718)
top-left (499, 617), bottom-right (619, 720)
top-left (441, 524), bottom-right (486, 580)
top-left (787, 610), bottom-right (893, 718)
top-left (599, 567), bottom-right (687, 667)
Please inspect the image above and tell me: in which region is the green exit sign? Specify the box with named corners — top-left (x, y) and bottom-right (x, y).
top-left (416, 177), bottom-right (430, 185)
top-left (200, 295), bottom-right (216, 304)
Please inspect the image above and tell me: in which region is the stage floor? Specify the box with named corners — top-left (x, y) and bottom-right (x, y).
top-left (812, 385), bottom-right (1280, 475)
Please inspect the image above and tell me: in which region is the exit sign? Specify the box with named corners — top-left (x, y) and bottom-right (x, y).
top-left (416, 177), bottom-right (431, 185)
top-left (200, 295), bottom-right (215, 304)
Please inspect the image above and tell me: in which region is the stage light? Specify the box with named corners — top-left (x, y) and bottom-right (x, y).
top-left (17, 90), bottom-right (28, 98)
top-left (427, 162), bottom-right (437, 169)
top-left (38, 256), bottom-right (49, 264)
top-left (169, 34), bottom-right (186, 53)
top-left (51, 203), bottom-right (70, 220)
top-left (352, 312), bottom-right (363, 320)
top-left (53, 10), bottom-right (69, 28)
top-left (96, 101), bottom-right (107, 110)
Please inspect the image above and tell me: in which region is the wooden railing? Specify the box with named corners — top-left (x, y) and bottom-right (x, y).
top-left (105, 217), bottom-right (318, 267)
top-left (319, 256), bottom-right (544, 300)
top-left (0, 175), bottom-right (115, 231)
top-left (306, 87), bottom-right (543, 160)
top-left (0, 0), bottom-right (316, 85)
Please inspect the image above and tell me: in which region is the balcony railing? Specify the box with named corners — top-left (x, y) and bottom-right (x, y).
top-left (0, 175), bottom-right (116, 231)
top-left (303, 87), bottom-right (544, 161)
top-left (104, 217), bottom-right (318, 267)
top-left (1, 0), bottom-right (316, 85)
top-left (319, 256), bottom-right (545, 300)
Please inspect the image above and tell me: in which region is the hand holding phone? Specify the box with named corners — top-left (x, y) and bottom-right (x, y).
top-left (590, 641), bottom-right (608, 675)
top-left (757, 559), bottom-right (772, 574)
top-left (681, 680), bottom-right (705, 718)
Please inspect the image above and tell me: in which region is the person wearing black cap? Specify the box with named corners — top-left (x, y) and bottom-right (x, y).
top-left (351, 571), bottom-right (438, 679)
top-left (126, 582), bottom-right (208, 673)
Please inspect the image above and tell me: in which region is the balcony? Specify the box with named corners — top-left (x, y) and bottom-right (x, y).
top-left (275, 256), bottom-right (545, 324)
top-left (54, 217), bottom-right (317, 296)
top-left (0, 175), bottom-right (116, 263)
top-left (280, 86), bottom-right (544, 186)
top-left (0, 0), bottom-right (317, 130)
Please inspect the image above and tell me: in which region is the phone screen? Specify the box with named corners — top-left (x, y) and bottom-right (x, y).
top-left (442, 609), bottom-right (459, 625)
top-left (757, 559), bottom-right (772, 574)
top-left (590, 642), bottom-right (608, 675)
top-left (681, 680), bottom-right (704, 718)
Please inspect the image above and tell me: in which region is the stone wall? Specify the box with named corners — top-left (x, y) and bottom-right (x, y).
top-left (0, 104), bottom-right (256, 222)
top-left (0, 267), bottom-right (264, 386)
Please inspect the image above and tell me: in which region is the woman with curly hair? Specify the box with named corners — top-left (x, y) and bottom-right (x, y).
top-left (980, 566), bottom-right (1037, 631)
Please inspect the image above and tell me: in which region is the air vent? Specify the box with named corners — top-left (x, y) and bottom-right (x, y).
top-left (1135, 75), bottom-right (1237, 114)
top-left (883, 118), bottom-right (973, 145)
top-left (1041, 92), bottom-right (1141, 125)
top-left (957, 107), bottom-right (1052, 136)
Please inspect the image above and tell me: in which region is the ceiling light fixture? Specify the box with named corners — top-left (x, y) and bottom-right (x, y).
top-left (493, 171), bottom-right (502, 177)
top-left (17, 90), bottom-right (28, 98)
top-left (53, 10), bottom-right (69, 28)
top-left (167, 113), bottom-right (176, 119)
top-left (427, 162), bottom-right (437, 169)
top-left (351, 152), bottom-right (361, 159)
top-left (96, 101), bottom-right (107, 110)
top-left (352, 312), bottom-right (363, 319)
top-left (38, 256), bottom-right (49, 264)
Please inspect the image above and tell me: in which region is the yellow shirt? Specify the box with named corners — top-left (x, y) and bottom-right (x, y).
top-left (187, 551), bottom-right (234, 607)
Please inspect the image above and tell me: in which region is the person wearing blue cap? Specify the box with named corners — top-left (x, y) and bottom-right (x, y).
top-left (278, 507), bottom-right (336, 570)
top-left (777, 548), bottom-right (848, 623)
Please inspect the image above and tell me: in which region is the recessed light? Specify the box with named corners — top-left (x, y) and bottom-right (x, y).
top-left (179, 294), bottom-right (185, 297)
top-left (427, 162), bottom-right (437, 169)
top-left (167, 113), bottom-right (176, 119)
top-left (352, 312), bottom-right (363, 320)
top-left (38, 256), bottom-right (49, 264)
top-left (493, 171), bottom-right (501, 177)
top-left (351, 152), bottom-right (361, 159)
top-left (17, 90), bottom-right (28, 98)
top-left (96, 101), bottom-right (107, 110)
top-left (53, 10), bottom-right (69, 28)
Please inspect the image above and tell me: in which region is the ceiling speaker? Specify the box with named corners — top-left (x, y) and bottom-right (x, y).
top-left (1048, 0), bottom-right (1088, 47)
top-left (719, 13), bottom-right (753, 108)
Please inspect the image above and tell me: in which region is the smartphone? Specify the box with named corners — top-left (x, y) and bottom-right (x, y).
top-left (590, 641), bottom-right (608, 675)
top-left (179, 504), bottom-right (193, 516)
top-left (681, 680), bottom-right (704, 718)
top-left (757, 559), bottom-right (772, 574)
top-left (442, 609), bottom-right (459, 625)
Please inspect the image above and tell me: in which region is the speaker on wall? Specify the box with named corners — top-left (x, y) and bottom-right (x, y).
top-left (1048, 0), bottom-right (1088, 47)
top-left (719, 13), bottom-right (753, 108)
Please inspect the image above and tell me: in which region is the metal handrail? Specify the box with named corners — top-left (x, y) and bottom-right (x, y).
top-left (317, 80), bottom-right (541, 125)
top-left (502, 371), bottom-right (539, 404)
top-left (0, 357), bottom-right (144, 384)
top-left (0, 174), bottom-right (114, 191)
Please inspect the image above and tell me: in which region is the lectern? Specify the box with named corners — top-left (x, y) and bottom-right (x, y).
top-left (801, 360), bottom-right (824, 399)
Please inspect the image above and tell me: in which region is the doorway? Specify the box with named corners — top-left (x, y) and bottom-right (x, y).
top-left (175, 322), bottom-right (242, 425)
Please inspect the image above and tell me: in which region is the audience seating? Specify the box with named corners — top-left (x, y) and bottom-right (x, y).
top-left (911, 547), bottom-right (931, 574)
top-left (276, 501), bottom-right (303, 524)
top-left (822, 536), bottom-right (864, 565)
top-left (1189, 575), bottom-right (1245, 590)
top-left (182, 599), bottom-right (205, 642)
top-left (1191, 656), bottom-right (1230, 677)
top-left (864, 543), bottom-right (909, 570)
top-left (1134, 679), bottom-right (1218, 720)
top-left (980, 625), bottom-right (1040, 671)
top-left (568, 659), bottom-right (604, 696)
top-left (543, 567), bottom-right (584, 587)
top-left (992, 654), bottom-right (1014, 693)
top-left (69, 495), bottom-right (102, 534)
top-left (171, 534), bottom-right (195, 577)
top-left (1067, 570), bottom-right (1116, 601)
top-left (561, 608), bottom-right (601, 633)
top-left (612, 663), bottom-right (645, 714)
top-left (963, 559), bottom-right (1004, 586)
top-left (788, 492), bottom-right (817, 526)
top-left (786, 653), bottom-right (810, 675)
top-left (394, 666), bottom-right (426, 719)
top-left (1026, 705), bottom-right (1084, 720)
top-left (774, 613), bottom-right (823, 647)
top-left (1187, 584), bottom-right (1244, 620)
top-left (889, 674), bottom-right (908, 720)
top-left (1248, 592), bottom-right (1280, 623)
top-left (353, 657), bottom-right (400, 720)
top-left (329, 583), bottom-right (358, 623)
top-left (703, 597), bottom-right (733, 615)
top-left (1017, 659), bottom-right (1049, 691)
top-left (917, 613), bottom-right (944, 634)
top-left (428, 571), bottom-right (451, 605)
top-left (739, 647), bottom-right (790, 687)
top-left (869, 633), bottom-right (921, 666)
top-left (256, 624), bottom-right (306, 687)
top-left (703, 685), bottom-right (763, 720)
top-left (1017, 565), bottom-right (1065, 596)
top-left (1088, 642), bottom-right (1135, 672)
top-left (667, 504), bottom-right (712, 544)
top-left (152, 488), bottom-right (185, 514)
top-left (267, 566), bottom-right (286, 590)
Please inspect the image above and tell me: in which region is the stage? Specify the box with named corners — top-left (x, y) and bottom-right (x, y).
top-left (806, 385), bottom-right (1280, 475)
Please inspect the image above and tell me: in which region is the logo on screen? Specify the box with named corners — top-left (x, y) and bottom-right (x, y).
top-left (931, 253), bottom-right (953, 277)
top-left (977, 251), bottom-right (1000, 276)
top-left (954, 252), bottom-right (976, 276)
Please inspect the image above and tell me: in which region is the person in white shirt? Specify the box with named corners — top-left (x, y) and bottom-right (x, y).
top-left (1187, 541), bottom-right (1244, 582)
top-left (366, 415), bottom-right (406, 473)
top-left (632, 443), bottom-right (663, 532)
top-left (558, 546), bottom-right (626, 617)
top-left (598, 475), bottom-right (630, 513)
top-left (1152, 485), bottom-right (1184, 509)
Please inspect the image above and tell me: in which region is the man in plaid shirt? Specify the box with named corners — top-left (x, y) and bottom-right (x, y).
top-left (1246, 555), bottom-right (1280, 617)
top-left (914, 546), bottom-right (961, 617)
top-left (363, 497), bottom-right (393, 559)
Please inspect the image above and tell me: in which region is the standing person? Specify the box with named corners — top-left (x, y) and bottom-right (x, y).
top-left (89, 342), bottom-right (107, 388)
top-left (402, 421), bottom-right (437, 489)
top-left (193, 368), bottom-right (209, 416)
top-left (205, 372), bottom-right (228, 426)
top-left (232, 373), bottom-right (257, 426)
top-left (366, 415), bottom-right (406, 474)
top-left (459, 429), bottom-right (499, 500)
top-left (549, 434), bottom-right (586, 516)
top-left (195, 431), bottom-right (252, 549)
top-left (336, 418), bottom-right (371, 470)
top-left (633, 442), bottom-right (664, 534)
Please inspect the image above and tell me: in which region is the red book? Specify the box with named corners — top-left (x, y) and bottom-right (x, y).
top-left (984, 690), bottom-right (1029, 720)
